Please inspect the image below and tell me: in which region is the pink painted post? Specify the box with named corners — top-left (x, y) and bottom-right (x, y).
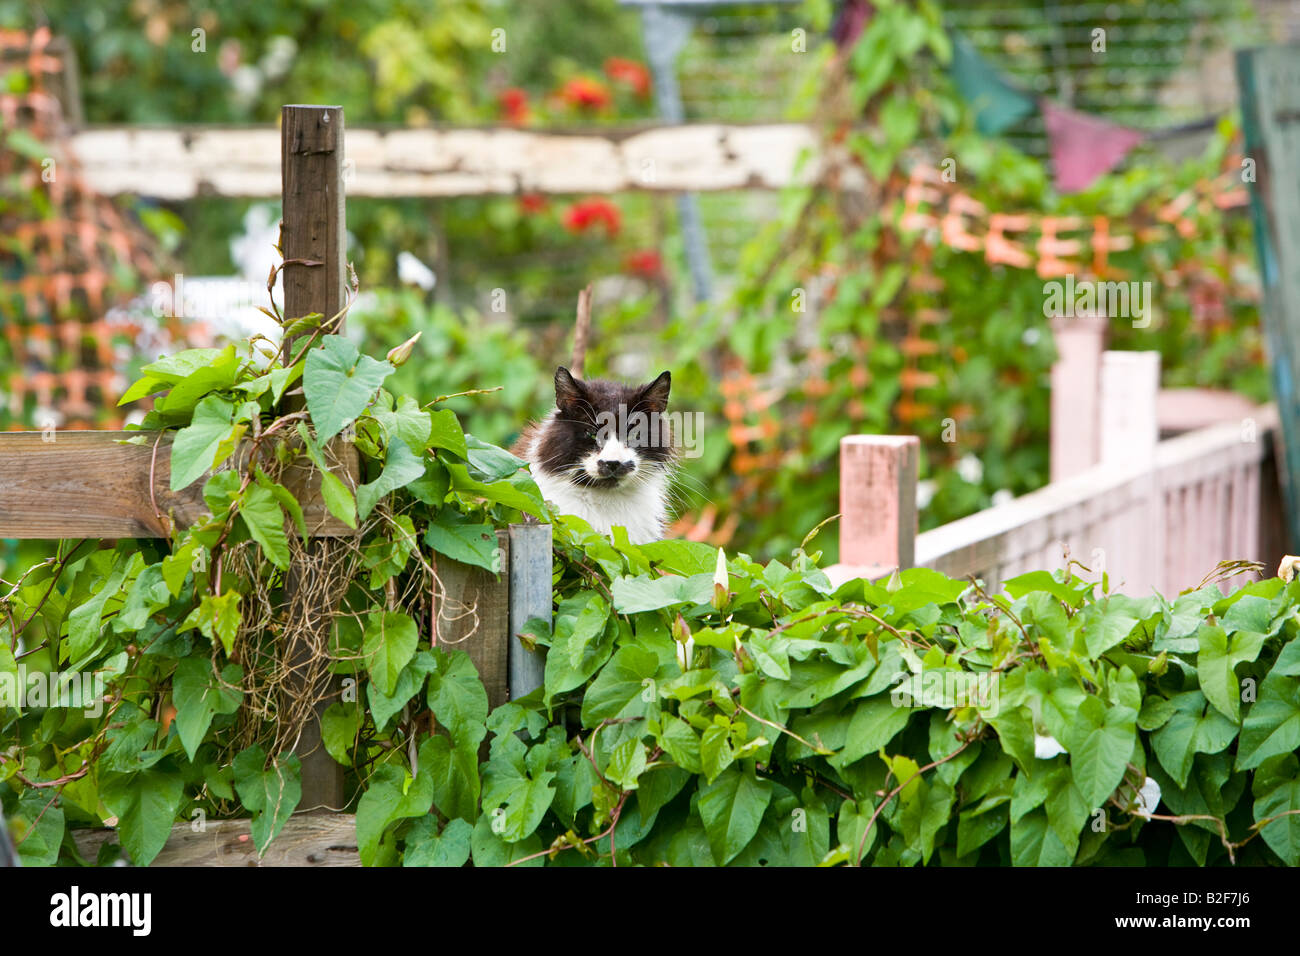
top-left (1050, 314), bottom-right (1108, 481)
top-left (1099, 351), bottom-right (1160, 467)
top-left (837, 435), bottom-right (920, 576)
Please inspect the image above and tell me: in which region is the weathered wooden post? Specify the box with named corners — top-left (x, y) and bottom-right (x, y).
top-left (279, 104), bottom-right (348, 811)
top-left (1049, 313), bottom-right (1107, 481)
top-left (1099, 350), bottom-right (1160, 468)
top-left (825, 435), bottom-right (919, 586)
top-left (508, 523), bottom-right (551, 699)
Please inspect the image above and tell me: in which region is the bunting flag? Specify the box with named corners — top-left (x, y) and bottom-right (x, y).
top-left (948, 33), bottom-right (1037, 136)
top-left (1041, 99), bottom-right (1147, 194)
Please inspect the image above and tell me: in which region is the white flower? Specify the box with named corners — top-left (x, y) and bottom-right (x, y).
top-left (1034, 733), bottom-right (1066, 759)
top-left (1022, 327), bottom-right (1042, 346)
top-left (397, 251), bottom-right (437, 291)
top-left (991, 488), bottom-right (1014, 507)
top-left (674, 635), bottom-right (695, 671)
top-left (957, 454), bottom-right (983, 485)
top-left (916, 479), bottom-right (937, 510)
top-left (1133, 776), bottom-right (1162, 818)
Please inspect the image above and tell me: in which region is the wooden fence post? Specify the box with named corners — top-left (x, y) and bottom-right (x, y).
top-left (507, 523), bottom-right (552, 700)
top-left (837, 435), bottom-right (919, 575)
top-left (1049, 313), bottom-right (1107, 481)
top-left (1099, 351), bottom-right (1160, 467)
top-left (280, 104), bottom-right (347, 811)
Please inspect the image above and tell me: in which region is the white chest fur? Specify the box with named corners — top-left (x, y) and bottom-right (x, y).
top-left (531, 467), bottom-right (669, 544)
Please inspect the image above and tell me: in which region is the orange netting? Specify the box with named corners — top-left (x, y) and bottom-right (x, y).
top-left (0, 28), bottom-right (208, 430)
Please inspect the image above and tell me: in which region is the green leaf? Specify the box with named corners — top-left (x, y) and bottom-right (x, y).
top-left (424, 510), bottom-right (500, 572)
top-left (1151, 690), bottom-right (1238, 787)
top-left (427, 408), bottom-right (468, 458)
top-left (238, 480), bottom-right (292, 570)
top-left (1197, 623), bottom-right (1265, 722)
top-left (367, 651), bottom-right (435, 732)
top-left (697, 764), bottom-right (773, 865)
top-left (612, 573), bottom-right (715, 613)
top-left (421, 733), bottom-right (481, 821)
top-left (171, 656), bottom-right (242, 760)
top-left (233, 747), bottom-right (302, 856)
top-left (481, 735), bottom-right (556, 842)
top-left (170, 394), bottom-right (239, 491)
top-left (1253, 756), bottom-right (1300, 866)
top-left (427, 650), bottom-right (489, 747)
top-left (321, 701), bottom-right (363, 765)
top-left (362, 610), bottom-right (419, 697)
top-left (303, 336), bottom-right (393, 443)
top-left (829, 696), bottom-right (913, 769)
top-left (580, 644), bottom-right (660, 727)
top-left (66, 555), bottom-right (136, 663)
top-left (605, 739), bottom-right (648, 790)
top-left (463, 434), bottom-right (525, 481)
top-left (355, 762), bottom-right (433, 866)
top-left (154, 344), bottom-right (240, 416)
top-left (101, 769), bottom-right (185, 866)
top-left (1237, 674), bottom-right (1300, 771)
top-left (1062, 695), bottom-right (1136, 808)
top-left (179, 590), bottom-right (243, 655)
top-left (404, 817), bottom-right (473, 868)
top-left (356, 438), bottom-right (426, 520)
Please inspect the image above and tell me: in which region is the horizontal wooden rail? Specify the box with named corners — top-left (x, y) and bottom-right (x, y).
top-left (73, 812), bottom-right (360, 867)
top-left (66, 123), bottom-right (819, 199)
top-left (0, 431), bottom-right (355, 539)
top-left (827, 404), bottom-right (1282, 596)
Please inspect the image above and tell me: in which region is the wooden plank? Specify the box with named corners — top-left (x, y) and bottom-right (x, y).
top-left (1099, 351), bottom-right (1160, 468)
top-left (435, 530), bottom-right (511, 711)
top-left (507, 523), bottom-right (551, 700)
top-left (1049, 314), bottom-right (1106, 481)
top-left (915, 404), bottom-right (1279, 596)
top-left (73, 813), bottom-right (359, 867)
top-left (68, 123), bottom-right (819, 198)
top-left (0, 431), bottom-right (354, 539)
top-left (279, 105), bottom-right (350, 812)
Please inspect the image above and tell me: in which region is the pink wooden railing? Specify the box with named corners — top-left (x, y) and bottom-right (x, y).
top-left (827, 323), bottom-right (1289, 596)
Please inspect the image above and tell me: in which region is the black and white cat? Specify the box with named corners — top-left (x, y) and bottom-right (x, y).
top-left (513, 367), bottom-right (676, 544)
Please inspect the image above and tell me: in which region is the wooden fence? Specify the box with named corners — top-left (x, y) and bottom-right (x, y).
top-left (827, 324), bottom-right (1289, 595)
top-left (67, 123), bottom-right (817, 199)
top-left (1, 105), bottom-right (550, 866)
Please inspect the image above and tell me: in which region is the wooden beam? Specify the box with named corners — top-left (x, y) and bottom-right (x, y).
top-left (73, 813), bottom-right (360, 867)
top-left (507, 522), bottom-right (551, 700)
top-left (435, 530), bottom-right (511, 712)
top-left (279, 105), bottom-right (349, 812)
top-left (0, 431), bottom-right (354, 539)
top-left (68, 123), bottom-right (818, 198)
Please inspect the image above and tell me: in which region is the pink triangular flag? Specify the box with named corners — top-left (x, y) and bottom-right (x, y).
top-left (1042, 99), bottom-right (1145, 193)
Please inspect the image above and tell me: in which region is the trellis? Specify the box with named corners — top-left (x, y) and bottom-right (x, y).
top-left (0, 105), bottom-right (550, 866)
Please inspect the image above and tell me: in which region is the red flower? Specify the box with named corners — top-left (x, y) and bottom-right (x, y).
top-left (559, 76), bottom-right (611, 111)
top-left (518, 193), bottom-right (547, 216)
top-left (623, 248), bottom-right (663, 278)
top-left (563, 198), bottom-right (621, 237)
top-left (604, 57), bottom-right (651, 98)
top-left (498, 87), bottom-right (530, 125)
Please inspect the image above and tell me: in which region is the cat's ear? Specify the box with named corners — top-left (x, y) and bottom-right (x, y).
top-left (637, 371), bottom-right (671, 413)
top-left (555, 367), bottom-right (586, 409)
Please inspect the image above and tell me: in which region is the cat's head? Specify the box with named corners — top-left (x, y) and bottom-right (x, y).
top-left (533, 366), bottom-right (675, 489)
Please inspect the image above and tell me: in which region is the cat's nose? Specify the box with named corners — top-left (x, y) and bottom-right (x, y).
top-left (597, 459), bottom-right (635, 478)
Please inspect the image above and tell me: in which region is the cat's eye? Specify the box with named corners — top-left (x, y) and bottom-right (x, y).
top-left (586, 430), bottom-right (597, 441)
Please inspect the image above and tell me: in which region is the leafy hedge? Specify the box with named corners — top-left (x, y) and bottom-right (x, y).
top-left (2, 322), bottom-right (1297, 866)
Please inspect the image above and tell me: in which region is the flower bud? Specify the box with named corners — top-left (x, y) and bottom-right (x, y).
top-left (386, 331), bottom-right (422, 367)
top-left (712, 547), bottom-right (729, 610)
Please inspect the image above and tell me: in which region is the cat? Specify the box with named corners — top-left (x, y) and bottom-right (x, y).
top-left (512, 367), bottom-right (676, 544)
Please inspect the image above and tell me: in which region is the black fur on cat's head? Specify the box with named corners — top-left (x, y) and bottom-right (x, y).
top-left (529, 366), bottom-right (675, 489)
